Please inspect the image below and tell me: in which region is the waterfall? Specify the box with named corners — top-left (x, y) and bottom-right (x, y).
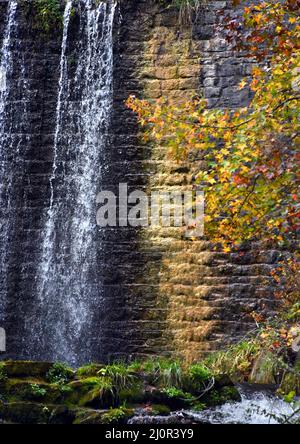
top-left (0, 1), bottom-right (18, 327)
top-left (31, 0), bottom-right (116, 365)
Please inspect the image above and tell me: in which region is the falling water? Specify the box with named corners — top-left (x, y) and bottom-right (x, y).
top-left (31, 0), bottom-right (116, 365)
top-left (0, 0), bottom-right (19, 327)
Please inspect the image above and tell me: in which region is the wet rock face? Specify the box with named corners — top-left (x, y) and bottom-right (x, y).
top-left (0, 0), bottom-right (279, 363)
top-left (110, 0), bottom-right (280, 361)
top-left (0, 2), bottom-right (65, 360)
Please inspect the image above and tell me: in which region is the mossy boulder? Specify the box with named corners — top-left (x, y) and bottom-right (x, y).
top-left (141, 386), bottom-right (194, 410)
top-left (73, 409), bottom-right (108, 424)
top-left (65, 377), bottom-right (116, 408)
top-left (0, 401), bottom-right (77, 424)
top-left (47, 405), bottom-right (76, 424)
top-left (0, 378), bottom-right (60, 403)
top-left (46, 362), bottom-right (74, 384)
top-left (203, 385), bottom-right (241, 407)
top-left (0, 401), bottom-right (51, 424)
top-left (118, 382), bottom-right (145, 404)
top-left (101, 407), bottom-right (134, 424)
top-left (149, 404), bottom-right (171, 416)
top-left (2, 361), bottom-right (53, 378)
top-left (0, 360), bottom-right (242, 423)
top-left (73, 407), bottom-right (134, 424)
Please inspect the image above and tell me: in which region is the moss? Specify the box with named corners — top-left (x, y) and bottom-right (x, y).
top-left (249, 351), bottom-right (278, 385)
top-left (279, 372), bottom-right (300, 396)
top-left (0, 401), bottom-right (51, 424)
top-left (218, 386), bottom-right (241, 403)
top-left (191, 402), bottom-right (206, 412)
top-left (98, 363), bottom-right (139, 391)
top-left (2, 361), bottom-right (52, 378)
top-left (76, 363), bottom-right (104, 379)
top-left (182, 364), bottom-right (212, 393)
top-left (140, 359), bottom-right (184, 388)
top-left (22, 0), bottom-right (63, 34)
top-left (0, 363), bottom-right (8, 382)
top-left (118, 382), bottom-right (145, 404)
top-left (204, 385), bottom-right (241, 407)
top-left (47, 405), bottom-right (76, 424)
top-left (187, 364), bottom-right (212, 382)
top-left (151, 404), bottom-right (171, 416)
top-left (73, 410), bottom-right (106, 425)
top-left (204, 389), bottom-right (221, 407)
top-left (0, 378), bottom-right (62, 404)
top-left (73, 406), bottom-right (133, 425)
top-left (101, 407), bottom-right (134, 425)
top-left (159, 386), bottom-right (194, 409)
top-left (0, 401), bottom-right (77, 424)
top-left (66, 377), bottom-right (115, 408)
top-left (46, 362), bottom-right (74, 384)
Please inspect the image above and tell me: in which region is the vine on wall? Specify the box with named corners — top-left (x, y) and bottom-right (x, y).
top-left (21, 0), bottom-right (63, 34)
top-left (19, 0), bottom-right (203, 35)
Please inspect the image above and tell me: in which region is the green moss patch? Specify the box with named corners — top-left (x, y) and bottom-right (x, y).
top-left (2, 361), bottom-right (53, 378)
top-left (0, 359), bottom-right (244, 423)
top-left (76, 363), bottom-right (104, 379)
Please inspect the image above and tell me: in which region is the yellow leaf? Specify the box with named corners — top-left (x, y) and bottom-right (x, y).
top-left (208, 177), bottom-right (216, 184)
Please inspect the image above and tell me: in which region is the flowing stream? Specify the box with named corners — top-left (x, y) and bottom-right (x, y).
top-left (130, 385), bottom-right (300, 424)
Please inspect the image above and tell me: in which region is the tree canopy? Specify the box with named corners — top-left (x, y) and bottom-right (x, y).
top-left (127, 0), bottom-right (300, 250)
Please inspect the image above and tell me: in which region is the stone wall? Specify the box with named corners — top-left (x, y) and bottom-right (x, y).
top-left (111, 0), bottom-right (280, 361)
top-left (0, 0), bottom-right (280, 363)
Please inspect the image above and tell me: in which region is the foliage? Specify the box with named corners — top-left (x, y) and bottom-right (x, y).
top-left (271, 254), bottom-right (300, 321)
top-left (182, 364), bottom-right (213, 394)
top-left (78, 376), bottom-right (115, 405)
top-left (97, 363), bottom-right (138, 391)
top-left (76, 363), bottom-right (102, 378)
top-left (204, 304), bottom-right (300, 393)
top-left (191, 402), bottom-right (206, 411)
top-left (0, 363), bottom-right (8, 382)
top-left (188, 363), bottom-right (212, 382)
top-left (161, 386), bottom-right (195, 401)
top-left (57, 383), bottom-right (73, 394)
top-left (204, 340), bottom-right (261, 380)
top-left (101, 405), bottom-right (133, 424)
top-left (171, 0), bottom-right (204, 26)
top-left (140, 359), bottom-right (183, 387)
top-left (127, 0), bottom-right (300, 249)
top-left (151, 404), bottom-right (171, 415)
top-left (22, 0), bottom-right (63, 34)
top-left (28, 384), bottom-right (47, 399)
top-left (35, 0), bottom-right (62, 32)
top-left (46, 362), bottom-right (74, 384)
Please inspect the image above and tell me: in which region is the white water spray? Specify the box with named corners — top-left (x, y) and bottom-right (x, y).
top-left (0, 1), bottom-right (18, 325)
top-left (35, 0), bottom-right (116, 365)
